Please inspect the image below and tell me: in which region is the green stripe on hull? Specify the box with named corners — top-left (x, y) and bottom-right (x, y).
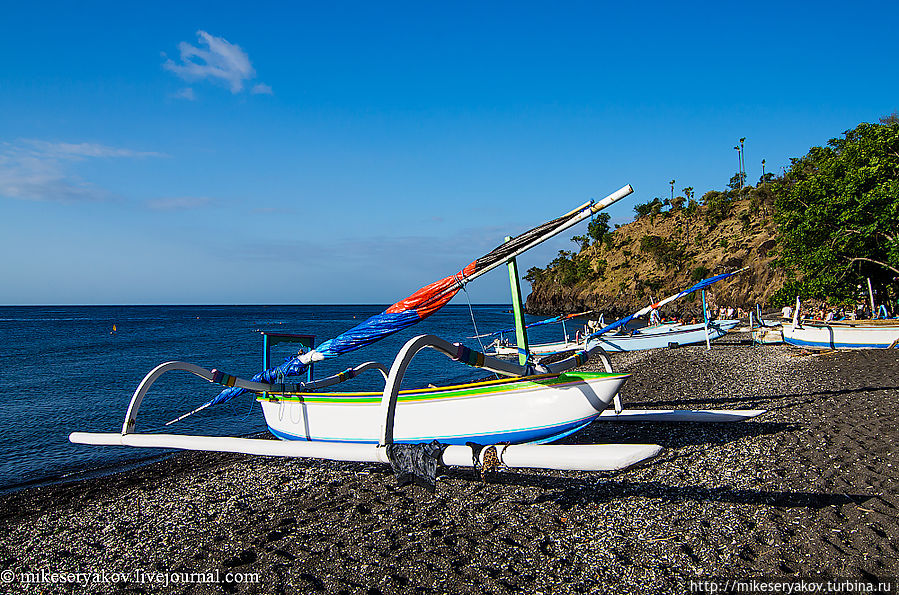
top-left (258, 371), bottom-right (627, 405)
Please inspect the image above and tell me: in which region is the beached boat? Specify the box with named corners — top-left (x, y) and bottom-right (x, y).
top-left (590, 320), bottom-right (739, 352)
top-left (71, 185), bottom-right (673, 475)
top-left (748, 306), bottom-right (784, 345)
top-left (782, 319), bottom-right (899, 349)
top-left (480, 310), bottom-right (590, 357)
top-left (486, 321), bottom-right (689, 357)
top-left (69, 187), bottom-right (764, 483)
top-left (488, 337), bottom-right (584, 357)
top-left (780, 298), bottom-right (899, 349)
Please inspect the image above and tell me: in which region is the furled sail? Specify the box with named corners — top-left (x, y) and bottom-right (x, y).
top-left (208, 186), bottom-right (633, 405)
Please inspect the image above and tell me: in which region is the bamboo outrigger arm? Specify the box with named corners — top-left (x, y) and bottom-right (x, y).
top-left (119, 336), bottom-right (533, 438)
top-left (120, 360), bottom-right (390, 435)
top-left (375, 334), bottom-right (541, 445)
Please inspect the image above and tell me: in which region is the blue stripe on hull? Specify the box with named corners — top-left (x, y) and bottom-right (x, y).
top-left (784, 337), bottom-right (893, 349)
top-left (267, 416), bottom-right (597, 445)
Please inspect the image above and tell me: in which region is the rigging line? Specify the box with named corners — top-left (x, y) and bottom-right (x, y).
top-left (237, 394), bottom-right (255, 422)
top-left (461, 284), bottom-right (487, 352)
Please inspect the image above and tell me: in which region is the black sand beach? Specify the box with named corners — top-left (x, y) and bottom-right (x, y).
top-left (1, 336), bottom-right (897, 593)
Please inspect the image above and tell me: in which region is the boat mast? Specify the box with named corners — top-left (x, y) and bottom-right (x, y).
top-left (505, 236), bottom-right (530, 365)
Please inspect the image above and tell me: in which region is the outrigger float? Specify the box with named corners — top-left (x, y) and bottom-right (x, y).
top-left (70, 185), bottom-right (763, 484)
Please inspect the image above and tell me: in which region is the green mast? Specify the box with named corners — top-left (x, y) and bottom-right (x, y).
top-left (505, 236), bottom-right (530, 365)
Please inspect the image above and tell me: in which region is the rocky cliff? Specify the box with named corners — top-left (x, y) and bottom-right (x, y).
top-left (524, 194), bottom-right (786, 318)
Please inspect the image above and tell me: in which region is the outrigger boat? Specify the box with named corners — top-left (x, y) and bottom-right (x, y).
top-left (488, 336), bottom-right (584, 357)
top-left (782, 298), bottom-right (899, 350)
top-left (591, 319), bottom-right (739, 352)
top-left (481, 311), bottom-right (591, 357)
top-left (486, 320), bottom-right (735, 356)
top-left (71, 185), bottom-right (670, 476)
top-left (70, 187), bottom-right (765, 484)
top-left (487, 316), bottom-right (740, 357)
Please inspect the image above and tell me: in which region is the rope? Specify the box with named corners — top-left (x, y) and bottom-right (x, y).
top-left (461, 285), bottom-right (487, 352)
top-left (237, 394), bottom-right (255, 422)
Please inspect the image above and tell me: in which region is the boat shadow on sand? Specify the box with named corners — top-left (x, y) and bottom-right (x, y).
top-left (569, 420), bottom-right (798, 450)
top-left (529, 479), bottom-right (875, 510)
top-left (625, 383), bottom-right (899, 409)
top-left (434, 468), bottom-right (874, 510)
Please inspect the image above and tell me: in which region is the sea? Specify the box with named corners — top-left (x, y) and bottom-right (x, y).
top-left (0, 304), bottom-right (583, 493)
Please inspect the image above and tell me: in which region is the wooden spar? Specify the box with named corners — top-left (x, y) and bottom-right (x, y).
top-left (505, 236), bottom-right (529, 366)
top-left (460, 185), bottom-right (633, 288)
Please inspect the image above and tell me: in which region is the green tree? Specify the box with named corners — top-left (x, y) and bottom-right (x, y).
top-left (587, 212), bottom-right (611, 245)
top-left (634, 202), bottom-right (653, 219)
top-left (772, 121), bottom-right (899, 304)
top-left (758, 172), bottom-right (776, 185)
top-left (523, 266), bottom-right (544, 283)
top-left (702, 190), bottom-right (733, 227)
top-left (880, 111), bottom-right (899, 126)
top-left (639, 234), bottom-right (686, 268)
top-left (571, 234), bottom-right (589, 251)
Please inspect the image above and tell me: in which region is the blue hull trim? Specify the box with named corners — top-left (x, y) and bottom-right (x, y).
top-left (267, 415), bottom-right (599, 445)
top-left (784, 337), bottom-right (893, 349)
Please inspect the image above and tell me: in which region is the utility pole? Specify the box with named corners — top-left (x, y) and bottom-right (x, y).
top-left (683, 186), bottom-right (693, 244)
top-left (739, 137), bottom-right (746, 187)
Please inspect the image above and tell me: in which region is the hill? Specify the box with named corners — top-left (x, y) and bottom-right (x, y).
top-left (525, 188), bottom-right (785, 318)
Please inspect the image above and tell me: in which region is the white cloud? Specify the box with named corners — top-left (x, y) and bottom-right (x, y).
top-left (173, 87), bottom-right (197, 101)
top-left (22, 140), bottom-right (167, 159)
top-left (145, 196), bottom-right (212, 210)
top-left (163, 31), bottom-right (271, 95)
top-left (0, 139), bottom-right (165, 203)
top-left (250, 83), bottom-right (273, 95)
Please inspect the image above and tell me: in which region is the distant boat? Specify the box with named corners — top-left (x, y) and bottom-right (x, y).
top-left (488, 320), bottom-right (739, 355)
top-left (783, 319), bottom-right (899, 349)
top-left (782, 297), bottom-right (899, 349)
top-left (488, 337), bottom-right (584, 357)
top-left (590, 320), bottom-right (740, 352)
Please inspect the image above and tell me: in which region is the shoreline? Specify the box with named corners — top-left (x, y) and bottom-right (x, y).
top-left (1, 336), bottom-right (897, 592)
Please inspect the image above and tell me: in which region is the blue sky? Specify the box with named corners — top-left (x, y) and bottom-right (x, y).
top-left (2, 1), bottom-right (897, 305)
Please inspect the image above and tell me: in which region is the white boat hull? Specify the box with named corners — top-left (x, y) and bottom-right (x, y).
top-left (489, 340), bottom-right (584, 356)
top-left (590, 320), bottom-right (739, 352)
top-left (260, 372), bottom-right (628, 445)
top-left (783, 321), bottom-right (899, 349)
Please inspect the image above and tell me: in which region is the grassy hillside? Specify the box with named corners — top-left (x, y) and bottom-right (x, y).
top-left (525, 187), bottom-right (785, 317)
